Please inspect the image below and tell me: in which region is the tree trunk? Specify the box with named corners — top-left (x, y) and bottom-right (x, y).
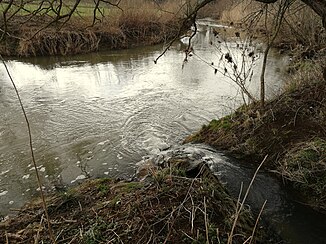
top-left (260, 46), bottom-right (269, 108)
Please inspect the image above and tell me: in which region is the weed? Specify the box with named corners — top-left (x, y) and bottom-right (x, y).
top-left (278, 138), bottom-right (326, 209)
top-left (209, 116), bottom-right (233, 131)
top-left (97, 183), bottom-right (109, 195)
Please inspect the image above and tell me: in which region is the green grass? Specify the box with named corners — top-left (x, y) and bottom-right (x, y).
top-left (208, 116), bottom-right (233, 131)
top-left (120, 182), bottom-right (144, 192)
top-left (279, 138), bottom-right (326, 209)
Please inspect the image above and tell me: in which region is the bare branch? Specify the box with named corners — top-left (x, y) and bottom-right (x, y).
top-left (0, 55), bottom-right (57, 244)
top-left (1, 0), bottom-right (14, 41)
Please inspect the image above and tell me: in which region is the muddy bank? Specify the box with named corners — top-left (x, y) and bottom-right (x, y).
top-left (0, 158), bottom-right (275, 243)
top-left (186, 67), bottom-right (326, 212)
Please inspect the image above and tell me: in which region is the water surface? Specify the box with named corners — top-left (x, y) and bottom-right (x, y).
top-left (0, 21), bottom-right (288, 215)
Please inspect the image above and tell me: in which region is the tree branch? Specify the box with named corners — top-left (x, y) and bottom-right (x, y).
top-left (0, 55), bottom-right (56, 243)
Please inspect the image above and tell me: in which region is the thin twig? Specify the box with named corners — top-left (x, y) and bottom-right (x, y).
top-left (182, 231), bottom-right (197, 242)
top-left (293, 105), bottom-right (303, 126)
top-left (204, 196), bottom-right (210, 244)
top-left (55, 229), bottom-right (64, 242)
top-left (5, 231), bottom-right (9, 244)
top-left (34, 214), bottom-right (44, 244)
top-left (249, 200), bottom-right (267, 244)
top-left (154, 0), bottom-right (214, 64)
top-left (216, 228), bottom-right (221, 244)
top-left (227, 155), bottom-right (268, 244)
top-left (111, 230), bottom-right (124, 244)
top-left (190, 193), bottom-right (195, 234)
top-left (0, 55), bottom-right (56, 244)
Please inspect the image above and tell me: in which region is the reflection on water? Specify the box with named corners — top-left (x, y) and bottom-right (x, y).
top-left (0, 21), bottom-right (288, 216)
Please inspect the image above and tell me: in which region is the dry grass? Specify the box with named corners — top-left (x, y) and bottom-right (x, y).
top-left (18, 27), bottom-right (100, 56)
top-left (284, 55), bottom-right (325, 92)
top-left (278, 138), bottom-right (326, 211)
top-left (0, 166), bottom-right (269, 243)
top-left (0, 0), bottom-right (185, 56)
top-left (219, 0), bottom-right (261, 24)
top-left (219, 0), bottom-right (326, 50)
top-left (196, 0), bottom-right (232, 19)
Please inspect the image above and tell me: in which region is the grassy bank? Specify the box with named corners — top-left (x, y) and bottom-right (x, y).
top-left (186, 56), bottom-right (326, 211)
top-left (0, 0), bottom-right (185, 56)
top-left (182, 0), bottom-right (326, 213)
top-left (0, 162), bottom-right (274, 243)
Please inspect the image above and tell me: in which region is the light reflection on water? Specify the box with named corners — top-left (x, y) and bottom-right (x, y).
top-left (0, 23), bottom-right (288, 216)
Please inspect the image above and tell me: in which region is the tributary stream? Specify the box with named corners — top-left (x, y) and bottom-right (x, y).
top-left (0, 19), bottom-right (325, 243)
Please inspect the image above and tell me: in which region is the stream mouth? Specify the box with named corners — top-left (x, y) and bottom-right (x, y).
top-left (1, 19), bottom-right (322, 243)
top-left (0, 20), bottom-right (287, 214)
top-left (137, 143), bottom-right (326, 244)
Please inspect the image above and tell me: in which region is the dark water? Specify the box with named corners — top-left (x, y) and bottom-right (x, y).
top-left (138, 144), bottom-right (326, 244)
top-left (1, 18), bottom-right (321, 243)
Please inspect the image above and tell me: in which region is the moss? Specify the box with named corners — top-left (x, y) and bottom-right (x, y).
top-left (120, 182), bottom-right (144, 192)
top-left (97, 183), bottom-right (110, 195)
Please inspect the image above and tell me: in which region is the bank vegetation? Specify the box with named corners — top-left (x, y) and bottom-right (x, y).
top-left (0, 0), bottom-right (325, 243)
top-left (0, 162), bottom-right (275, 243)
top-left (0, 0), bottom-right (190, 56)
top-left (187, 0), bottom-right (326, 212)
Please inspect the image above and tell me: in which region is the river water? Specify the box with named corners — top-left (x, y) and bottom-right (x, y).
top-left (1, 19), bottom-right (324, 243)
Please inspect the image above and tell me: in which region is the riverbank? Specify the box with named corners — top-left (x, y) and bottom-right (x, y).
top-left (0, 160), bottom-right (274, 243)
top-left (0, 1), bottom-right (184, 57)
top-left (0, 17), bottom-right (182, 57)
top-left (186, 56), bottom-right (326, 212)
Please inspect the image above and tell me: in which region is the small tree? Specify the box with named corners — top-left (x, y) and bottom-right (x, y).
top-left (258, 0), bottom-right (293, 107)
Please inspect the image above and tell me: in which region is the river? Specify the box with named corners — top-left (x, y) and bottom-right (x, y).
top-left (1, 19), bottom-right (324, 243)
